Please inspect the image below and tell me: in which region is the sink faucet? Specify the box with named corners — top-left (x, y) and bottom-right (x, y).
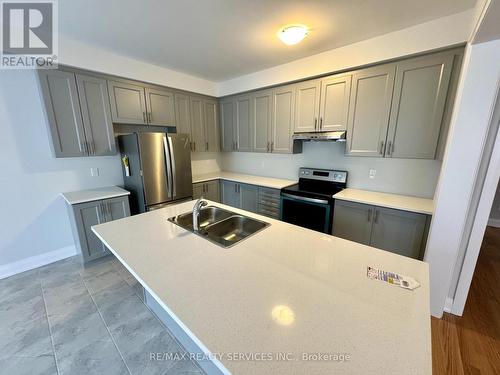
top-left (192, 198), bottom-right (208, 231)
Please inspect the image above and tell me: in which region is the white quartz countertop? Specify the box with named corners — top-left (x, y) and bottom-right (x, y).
top-left (334, 188), bottom-right (434, 215)
top-left (193, 171), bottom-right (296, 190)
top-left (61, 186), bottom-right (130, 205)
top-left (92, 200), bottom-right (431, 375)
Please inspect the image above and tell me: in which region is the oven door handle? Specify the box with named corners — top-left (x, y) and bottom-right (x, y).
top-left (281, 193), bottom-right (329, 205)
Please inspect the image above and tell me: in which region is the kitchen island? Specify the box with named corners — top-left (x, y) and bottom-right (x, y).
top-left (92, 200), bottom-right (431, 375)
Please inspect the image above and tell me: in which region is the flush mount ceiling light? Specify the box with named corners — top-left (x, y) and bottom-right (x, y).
top-left (277, 25), bottom-right (308, 45)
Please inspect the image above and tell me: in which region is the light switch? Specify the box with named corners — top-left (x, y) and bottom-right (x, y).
top-left (90, 167), bottom-right (99, 177)
top-left (369, 169), bottom-right (376, 179)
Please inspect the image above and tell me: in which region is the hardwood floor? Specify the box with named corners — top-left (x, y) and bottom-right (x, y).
top-left (432, 226), bottom-right (500, 375)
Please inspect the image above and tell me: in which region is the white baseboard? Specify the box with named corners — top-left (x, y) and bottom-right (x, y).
top-left (0, 245), bottom-right (77, 280)
top-left (488, 218), bottom-right (500, 228)
top-left (443, 297), bottom-right (454, 314)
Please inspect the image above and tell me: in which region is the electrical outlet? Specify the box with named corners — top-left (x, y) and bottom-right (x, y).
top-left (369, 169), bottom-right (377, 179)
top-left (90, 167), bottom-right (99, 177)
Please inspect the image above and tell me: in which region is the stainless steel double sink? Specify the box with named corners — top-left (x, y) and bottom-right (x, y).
top-left (168, 206), bottom-right (270, 248)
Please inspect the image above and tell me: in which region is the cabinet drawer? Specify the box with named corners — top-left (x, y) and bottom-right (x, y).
top-left (258, 206), bottom-right (280, 219)
top-left (258, 198), bottom-right (280, 208)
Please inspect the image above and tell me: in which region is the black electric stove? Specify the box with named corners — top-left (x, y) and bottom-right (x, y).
top-left (281, 168), bottom-right (347, 233)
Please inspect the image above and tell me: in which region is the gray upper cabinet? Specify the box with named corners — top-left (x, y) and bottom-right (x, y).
top-left (252, 90), bottom-right (272, 153)
top-left (38, 70), bottom-right (87, 157)
top-left (174, 93), bottom-right (191, 137)
top-left (385, 52), bottom-right (454, 159)
top-left (145, 87), bottom-right (176, 127)
top-left (204, 99), bottom-right (219, 152)
top-left (272, 85), bottom-right (296, 154)
top-left (220, 98), bottom-right (236, 151)
top-left (76, 74), bottom-right (115, 156)
top-left (346, 64), bottom-right (396, 157)
top-left (236, 95), bottom-right (253, 152)
top-left (190, 96), bottom-right (205, 152)
top-left (108, 81), bottom-right (148, 125)
top-left (294, 80), bottom-right (320, 133)
top-left (370, 206), bottom-right (427, 259)
top-left (319, 74), bottom-right (351, 131)
top-left (333, 200), bottom-right (373, 245)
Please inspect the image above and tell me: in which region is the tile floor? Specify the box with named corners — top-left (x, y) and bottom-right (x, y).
top-left (0, 255), bottom-right (204, 375)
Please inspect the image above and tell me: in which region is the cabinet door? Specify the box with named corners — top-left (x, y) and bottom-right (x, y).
top-left (105, 196), bottom-right (131, 222)
top-left (145, 87), bottom-right (176, 127)
top-left (192, 183), bottom-right (204, 200)
top-left (73, 200), bottom-right (107, 262)
top-left (370, 207), bottom-right (426, 259)
top-left (37, 70), bottom-right (87, 157)
top-left (386, 52), bottom-right (454, 159)
top-left (346, 64), bottom-right (396, 156)
top-left (271, 85), bottom-right (296, 154)
top-left (332, 200), bottom-right (373, 245)
top-left (190, 96), bottom-right (205, 152)
top-left (240, 184), bottom-right (258, 213)
top-left (294, 80), bottom-right (320, 133)
top-left (220, 98), bottom-right (236, 152)
top-left (174, 93), bottom-right (192, 138)
top-left (204, 99), bottom-right (219, 152)
top-left (235, 95), bottom-right (252, 151)
top-left (107, 81), bottom-right (147, 125)
top-left (253, 90), bottom-right (272, 153)
top-left (76, 74), bottom-right (116, 156)
top-left (319, 74), bottom-right (351, 132)
top-left (205, 180), bottom-right (221, 203)
top-left (221, 180), bottom-right (240, 208)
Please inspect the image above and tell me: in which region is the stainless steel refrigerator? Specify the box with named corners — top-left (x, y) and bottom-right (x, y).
top-left (118, 132), bottom-right (193, 214)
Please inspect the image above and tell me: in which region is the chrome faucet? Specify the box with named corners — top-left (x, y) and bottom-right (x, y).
top-left (192, 197), bottom-right (208, 231)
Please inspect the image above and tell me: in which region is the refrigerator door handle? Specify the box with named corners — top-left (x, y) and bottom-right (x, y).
top-left (167, 136), bottom-right (177, 198)
top-left (162, 136), bottom-right (173, 199)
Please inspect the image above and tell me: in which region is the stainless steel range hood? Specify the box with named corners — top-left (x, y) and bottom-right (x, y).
top-left (292, 131), bottom-right (346, 142)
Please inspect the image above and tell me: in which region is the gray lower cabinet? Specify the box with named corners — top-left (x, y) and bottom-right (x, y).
top-left (108, 81), bottom-right (148, 125)
top-left (346, 64), bottom-right (396, 157)
top-left (38, 70), bottom-right (116, 157)
top-left (68, 196), bottom-right (130, 262)
top-left (221, 181), bottom-right (258, 213)
top-left (333, 200), bottom-right (427, 259)
top-left (332, 200), bottom-right (373, 245)
top-left (257, 187), bottom-right (281, 219)
top-left (192, 180), bottom-right (220, 202)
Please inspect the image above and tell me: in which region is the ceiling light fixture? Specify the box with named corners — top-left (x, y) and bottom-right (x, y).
top-left (277, 25), bottom-right (308, 45)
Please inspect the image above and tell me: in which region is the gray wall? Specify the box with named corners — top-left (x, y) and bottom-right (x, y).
top-left (0, 70), bottom-right (123, 266)
top-left (221, 142), bottom-right (442, 198)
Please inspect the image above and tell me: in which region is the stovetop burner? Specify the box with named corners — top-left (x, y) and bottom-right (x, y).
top-left (281, 168), bottom-right (347, 202)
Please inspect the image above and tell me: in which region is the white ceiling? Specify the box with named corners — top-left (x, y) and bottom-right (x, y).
top-left (59, 0), bottom-right (476, 81)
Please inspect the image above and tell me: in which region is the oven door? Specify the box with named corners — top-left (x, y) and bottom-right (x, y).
top-left (280, 193), bottom-right (332, 233)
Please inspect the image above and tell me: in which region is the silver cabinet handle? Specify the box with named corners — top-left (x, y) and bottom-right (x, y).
top-left (143, 111), bottom-right (146, 123)
top-left (206, 142), bottom-right (209, 151)
top-left (193, 142), bottom-right (196, 151)
top-left (266, 142), bottom-right (270, 152)
top-left (314, 118), bottom-right (317, 130)
top-left (148, 112), bottom-right (152, 123)
top-left (367, 208), bottom-right (372, 222)
top-left (374, 209), bottom-right (379, 224)
top-left (387, 141), bottom-right (392, 156)
top-left (271, 142), bottom-right (274, 152)
top-left (379, 140), bottom-right (385, 155)
top-left (320, 117), bottom-right (323, 129)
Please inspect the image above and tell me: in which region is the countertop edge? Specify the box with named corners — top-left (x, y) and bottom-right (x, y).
top-left (192, 172), bottom-right (296, 189)
top-left (61, 188), bottom-right (131, 205)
